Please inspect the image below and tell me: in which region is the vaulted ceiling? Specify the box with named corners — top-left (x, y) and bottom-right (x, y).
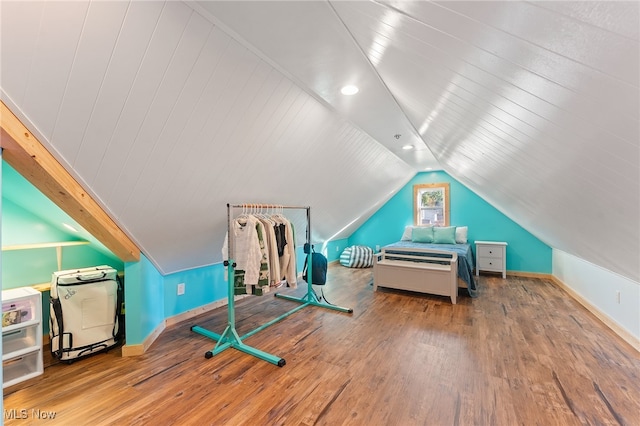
top-left (1, 1), bottom-right (638, 281)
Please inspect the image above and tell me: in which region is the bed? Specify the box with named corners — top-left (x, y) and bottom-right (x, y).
top-left (373, 241), bottom-right (478, 304)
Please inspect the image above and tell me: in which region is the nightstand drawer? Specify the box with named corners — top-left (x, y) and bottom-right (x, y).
top-left (478, 257), bottom-right (502, 271)
top-left (477, 246), bottom-right (503, 259)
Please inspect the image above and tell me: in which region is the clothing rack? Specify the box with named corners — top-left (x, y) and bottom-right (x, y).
top-left (191, 203), bottom-right (352, 367)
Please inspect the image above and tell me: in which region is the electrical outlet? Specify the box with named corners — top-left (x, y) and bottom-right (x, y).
top-left (375, 245), bottom-right (380, 252)
top-left (177, 283), bottom-right (185, 296)
top-left (616, 290), bottom-right (621, 304)
top-left (336, 246), bottom-right (339, 252)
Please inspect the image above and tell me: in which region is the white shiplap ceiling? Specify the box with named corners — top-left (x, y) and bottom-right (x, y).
top-left (1, 1), bottom-right (638, 282)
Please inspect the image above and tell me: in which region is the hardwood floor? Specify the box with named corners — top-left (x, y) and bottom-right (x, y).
top-left (4, 264), bottom-right (639, 425)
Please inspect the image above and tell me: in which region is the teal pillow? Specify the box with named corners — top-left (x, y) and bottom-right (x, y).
top-left (411, 226), bottom-right (434, 243)
top-left (433, 226), bottom-right (457, 244)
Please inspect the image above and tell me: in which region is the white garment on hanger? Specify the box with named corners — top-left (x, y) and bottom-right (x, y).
top-left (230, 215), bottom-right (262, 285)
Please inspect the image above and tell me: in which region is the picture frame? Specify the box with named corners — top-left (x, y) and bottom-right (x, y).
top-left (414, 183), bottom-right (450, 227)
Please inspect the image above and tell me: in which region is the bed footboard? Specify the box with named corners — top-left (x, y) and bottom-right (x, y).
top-left (373, 247), bottom-right (459, 304)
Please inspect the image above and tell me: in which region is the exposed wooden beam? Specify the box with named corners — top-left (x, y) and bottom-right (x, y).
top-left (0, 101), bottom-right (140, 262)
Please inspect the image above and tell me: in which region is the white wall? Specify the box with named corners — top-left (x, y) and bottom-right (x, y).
top-left (553, 249), bottom-right (639, 349)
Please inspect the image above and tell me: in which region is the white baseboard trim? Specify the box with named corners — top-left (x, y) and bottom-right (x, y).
top-left (122, 295), bottom-right (250, 356)
top-left (550, 275), bottom-right (640, 352)
top-left (122, 320), bottom-right (165, 357)
top-left (506, 271), bottom-right (554, 279)
top-left (165, 297), bottom-right (238, 327)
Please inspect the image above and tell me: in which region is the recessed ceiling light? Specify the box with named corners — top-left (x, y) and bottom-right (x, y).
top-left (340, 85), bottom-right (359, 95)
top-left (402, 144), bottom-right (414, 150)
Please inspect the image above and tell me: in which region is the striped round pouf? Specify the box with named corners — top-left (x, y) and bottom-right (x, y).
top-left (339, 245), bottom-right (374, 268)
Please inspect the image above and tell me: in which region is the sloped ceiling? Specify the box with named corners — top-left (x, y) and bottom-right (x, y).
top-left (1, 1), bottom-right (638, 282)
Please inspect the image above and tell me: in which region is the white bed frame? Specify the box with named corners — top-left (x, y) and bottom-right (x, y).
top-left (373, 246), bottom-right (459, 304)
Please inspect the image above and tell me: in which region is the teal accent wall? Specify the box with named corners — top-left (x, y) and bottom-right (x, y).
top-left (348, 171), bottom-right (551, 273)
top-left (2, 245), bottom-right (122, 290)
top-left (324, 238), bottom-right (349, 262)
top-left (2, 249), bottom-right (59, 289)
top-left (124, 253), bottom-right (164, 345)
top-left (2, 198), bottom-right (74, 246)
top-left (40, 291), bottom-right (51, 336)
top-left (164, 263), bottom-right (226, 318)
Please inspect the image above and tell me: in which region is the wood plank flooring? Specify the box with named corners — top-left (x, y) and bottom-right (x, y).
top-left (4, 264), bottom-right (640, 425)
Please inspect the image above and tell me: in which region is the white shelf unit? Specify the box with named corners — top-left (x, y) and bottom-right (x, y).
top-left (475, 241), bottom-right (508, 279)
top-left (2, 287), bottom-right (44, 388)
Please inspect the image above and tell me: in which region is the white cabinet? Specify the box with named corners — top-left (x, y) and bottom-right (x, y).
top-left (2, 287), bottom-right (43, 388)
top-left (475, 241), bottom-right (508, 279)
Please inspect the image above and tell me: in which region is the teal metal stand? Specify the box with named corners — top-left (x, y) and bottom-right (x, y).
top-left (191, 204), bottom-right (353, 367)
top-left (274, 285), bottom-right (353, 314)
top-left (191, 259), bottom-right (286, 367)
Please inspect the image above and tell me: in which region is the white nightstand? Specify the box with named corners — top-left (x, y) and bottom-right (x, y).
top-left (475, 241), bottom-right (508, 278)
